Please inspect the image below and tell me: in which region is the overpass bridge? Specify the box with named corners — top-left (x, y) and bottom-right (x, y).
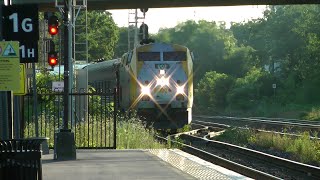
top-left (8, 0), bottom-right (320, 11)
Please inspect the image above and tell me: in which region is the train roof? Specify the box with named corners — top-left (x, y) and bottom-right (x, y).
top-left (82, 59), bottom-right (120, 70)
top-left (135, 42), bottom-right (188, 52)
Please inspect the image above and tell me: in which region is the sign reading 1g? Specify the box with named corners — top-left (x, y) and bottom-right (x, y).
top-left (3, 5), bottom-right (39, 40)
top-left (2, 5), bottom-right (39, 63)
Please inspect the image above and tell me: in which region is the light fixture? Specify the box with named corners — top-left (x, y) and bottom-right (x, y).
top-left (141, 86), bottom-right (150, 95)
top-left (176, 86), bottom-right (184, 94)
top-left (157, 77), bottom-right (169, 87)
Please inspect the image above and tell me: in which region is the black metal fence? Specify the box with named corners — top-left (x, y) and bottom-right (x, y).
top-left (22, 80), bottom-right (117, 149)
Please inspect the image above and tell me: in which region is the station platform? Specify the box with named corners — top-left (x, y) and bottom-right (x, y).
top-left (42, 149), bottom-right (251, 180)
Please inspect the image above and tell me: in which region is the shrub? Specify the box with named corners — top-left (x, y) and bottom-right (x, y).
top-left (196, 71), bottom-right (234, 111)
top-left (303, 107), bottom-right (320, 121)
top-left (214, 128), bottom-right (254, 146)
top-left (227, 67), bottom-right (273, 111)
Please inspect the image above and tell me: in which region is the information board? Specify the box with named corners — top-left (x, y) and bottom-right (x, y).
top-left (0, 41), bottom-right (20, 91)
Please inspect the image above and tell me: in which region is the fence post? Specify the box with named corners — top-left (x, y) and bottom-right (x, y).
top-left (113, 87), bottom-right (117, 149)
top-left (13, 97), bottom-right (21, 138)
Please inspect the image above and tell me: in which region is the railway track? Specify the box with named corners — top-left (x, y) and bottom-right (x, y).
top-left (193, 115), bottom-right (320, 134)
top-left (156, 123), bottom-right (320, 179)
top-left (193, 119), bottom-right (320, 140)
top-left (249, 116), bottom-right (320, 125)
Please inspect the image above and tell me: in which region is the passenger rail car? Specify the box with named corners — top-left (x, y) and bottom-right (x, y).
top-left (83, 42), bottom-right (194, 129)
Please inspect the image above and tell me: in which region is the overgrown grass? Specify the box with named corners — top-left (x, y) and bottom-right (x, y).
top-left (116, 115), bottom-right (165, 149)
top-left (303, 107), bottom-right (320, 121)
top-left (214, 128), bottom-right (254, 146)
top-left (177, 124), bottom-right (192, 133)
top-left (24, 113), bottom-right (165, 149)
top-left (214, 128), bottom-right (320, 166)
top-left (250, 132), bottom-right (320, 165)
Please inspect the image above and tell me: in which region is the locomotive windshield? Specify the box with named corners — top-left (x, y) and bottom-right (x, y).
top-left (138, 52), bottom-right (160, 61)
top-left (163, 51), bottom-right (186, 61)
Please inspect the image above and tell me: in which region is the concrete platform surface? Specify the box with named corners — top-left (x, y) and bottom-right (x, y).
top-left (42, 149), bottom-right (195, 180)
top-left (42, 149), bottom-right (251, 180)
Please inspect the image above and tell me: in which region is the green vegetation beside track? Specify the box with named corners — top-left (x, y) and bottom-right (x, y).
top-left (24, 114), bottom-right (165, 149)
top-left (214, 128), bottom-right (320, 166)
top-left (116, 115), bottom-right (166, 149)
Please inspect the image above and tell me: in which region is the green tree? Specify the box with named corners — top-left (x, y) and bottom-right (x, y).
top-left (218, 46), bottom-right (257, 78)
top-left (227, 68), bottom-right (273, 110)
top-left (114, 27), bottom-right (129, 58)
top-left (231, 5), bottom-right (320, 105)
top-left (76, 11), bottom-right (119, 61)
top-left (197, 71), bottom-right (234, 111)
top-left (156, 20), bottom-right (256, 83)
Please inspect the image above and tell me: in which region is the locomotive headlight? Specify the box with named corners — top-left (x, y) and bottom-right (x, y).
top-left (176, 86), bottom-right (184, 94)
top-left (141, 86), bottom-right (150, 95)
top-left (157, 76), bottom-right (169, 87)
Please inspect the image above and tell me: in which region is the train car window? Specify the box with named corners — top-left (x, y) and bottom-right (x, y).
top-left (138, 52), bottom-right (160, 61)
top-left (163, 51), bottom-right (186, 61)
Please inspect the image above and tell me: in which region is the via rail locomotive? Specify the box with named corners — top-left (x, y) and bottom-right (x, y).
top-left (82, 42), bottom-right (194, 129)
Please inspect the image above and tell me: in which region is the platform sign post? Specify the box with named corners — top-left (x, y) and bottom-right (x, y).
top-left (0, 41), bottom-right (20, 91)
top-left (13, 64), bottom-right (26, 95)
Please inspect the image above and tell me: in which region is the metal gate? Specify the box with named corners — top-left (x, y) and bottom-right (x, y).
top-left (22, 80), bottom-right (117, 149)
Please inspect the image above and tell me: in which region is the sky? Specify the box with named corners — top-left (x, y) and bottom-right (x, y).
top-left (108, 6), bottom-right (267, 34)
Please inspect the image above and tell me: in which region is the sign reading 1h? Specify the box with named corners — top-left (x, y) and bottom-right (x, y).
top-left (2, 5), bottom-right (39, 63)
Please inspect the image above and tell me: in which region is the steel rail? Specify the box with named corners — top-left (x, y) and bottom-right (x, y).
top-left (179, 134), bottom-right (320, 179)
top-left (155, 135), bottom-right (280, 180)
top-left (193, 119), bottom-right (320, 140)
top-left (249, 116), bottom-right (320, 124)
top-left (194, 115), bottom-right (320, 128)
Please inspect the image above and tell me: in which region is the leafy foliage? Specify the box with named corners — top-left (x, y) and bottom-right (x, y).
top-left (76, 10), bottom-right (119, 61)
top-left (227, 68), bottom-right (273, 110)
top-left (113, 27), bottom-right (129, 58)
top-left (231, 5), bottom-right (320, 106)
top-left (197, 71), bottom-right (234, 111)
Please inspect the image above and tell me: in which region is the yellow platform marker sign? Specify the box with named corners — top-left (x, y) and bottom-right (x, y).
top-left (0, 41), bottom-right (20, 91)
top-left (13, 64), bottom-right (26, 95)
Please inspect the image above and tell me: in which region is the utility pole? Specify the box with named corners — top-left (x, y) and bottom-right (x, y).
top-left (55, 0), bottom-right (76, 160)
